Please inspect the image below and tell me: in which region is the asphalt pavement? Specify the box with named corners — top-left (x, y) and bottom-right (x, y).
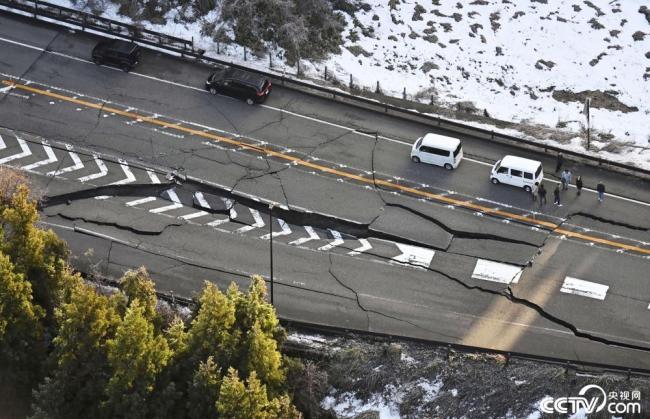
top-left (1, 12), bottom-right (650, 370)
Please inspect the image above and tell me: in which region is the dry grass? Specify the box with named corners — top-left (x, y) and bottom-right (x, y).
top-left (0, 166), bottom-right (43, 204)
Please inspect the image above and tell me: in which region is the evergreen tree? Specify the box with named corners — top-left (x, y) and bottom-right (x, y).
top-left (104, 299), bottom-right (172, 418)
top-left (0, 185), bottom-right (71, 323)
top-left (120, 267), bottom-right (158, 323)
top-left (216, 368), bottom-right (269, 419)
top-left (187, 356), bottom-right (221, 419)
top-left (0, 251), bottom-right (44, 376)
top-left (31, 280), bottom-right (119, 419)
top-left (186, 281), bottom-right (237, 368)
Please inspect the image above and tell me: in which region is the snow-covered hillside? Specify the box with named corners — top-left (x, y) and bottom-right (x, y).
top-left (322, 0), bottom-right (649, 165)
top-left (26, 0), bottom-right (650, 168)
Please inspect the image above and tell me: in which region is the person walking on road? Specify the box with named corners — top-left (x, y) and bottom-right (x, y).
top-left (597, 181), bottom-right (605, 202)
top-left (555, 152), bottom-right (564, 173)
top-left (553, 184), bottom-right (562, 206)
top-left (531, 182), bottom-right (539, 202)
top-left (576, 176), bottom-right (583, 196)
top-left (538, 183), bottom-right (547, 206)
top-left (561, 169), bottom-right (572, 190)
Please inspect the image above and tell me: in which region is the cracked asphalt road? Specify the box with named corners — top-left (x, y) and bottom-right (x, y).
top-left (1, 13), bottom-right (650, 370)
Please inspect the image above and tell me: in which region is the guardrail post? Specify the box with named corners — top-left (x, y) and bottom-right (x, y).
top-left (34, 0), bottom-right (38, 18)
top-left (375, 81), bottom-right (380, 94)
top-left (349, 74), bottom-right (353, 89)
top-left (244, 47), bottom-right (247, 61)
top-left (82, 14), bottom-right (86, 31)
top-left (324, 66), bottom-right (328, 81)
top-left (491, 130), bottom-right (494, 139)
top-left (402, 87), bottom-right (406, 100)
top-left (430, 94), bottom-right (434, 105)
top-left (269, 52), bottom-right (272, 69)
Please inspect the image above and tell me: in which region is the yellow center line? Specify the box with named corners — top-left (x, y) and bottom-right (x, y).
top-left (4, 79), bottom-right (649, 256)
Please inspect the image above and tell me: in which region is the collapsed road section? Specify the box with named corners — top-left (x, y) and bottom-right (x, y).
top-left (3, 126), bottom-right (650, 371)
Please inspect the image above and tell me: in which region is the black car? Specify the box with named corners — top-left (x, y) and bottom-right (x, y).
top-left (205, 68), bottom-right (272, 104)
top-left (92, 39), bottom-right (141, 72)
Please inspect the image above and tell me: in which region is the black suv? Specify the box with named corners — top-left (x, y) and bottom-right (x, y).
top-left (205, 68), bottom-right (272, 104)
top-left (92, 39), bottom-right (141, 72)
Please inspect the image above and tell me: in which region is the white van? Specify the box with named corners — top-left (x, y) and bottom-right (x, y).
top-left (490, 155), bottom-right (543, 192)
top-left (410, 133), bottom-right (463, 170)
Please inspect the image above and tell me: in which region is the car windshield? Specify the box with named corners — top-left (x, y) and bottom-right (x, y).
top-left (415, 138), bottom-right (423, 149)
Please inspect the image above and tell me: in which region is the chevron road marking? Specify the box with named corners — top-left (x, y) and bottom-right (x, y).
top-left (22, 140), bottom-right (57, 170)
top-left (78, 155), bottom-right (108, 182)
top-left (348, 239), bottom-right (372, 256)
top-left (5, 80), bottom-right (650, 256)
top-left (391, 243), bottom-right (435, 268)
top-left (207, 198), bottom-right (237, 227)
top-left (180, 210), bottom-right (209, 220)
top-left (194, 191), bottom-right (210, 209)
top-left (236, 209), bottom-right (265, 233)
top-left (96, 159), bottom-right (136, 199)
top-left (150, 188), bottom-right (184, 213)
top-left (0, 134), bottom-right (31, 164)
top-left (126, 196), bottom-right (157, 206)
top-left (318, 230), bottom-right (344, 251)
top-left (46, 144), bottom-right (82, 176)
top-left (260, 218), bottom-right (292, 240)
top-left (0, 134), bottom-right (5, 150)
top-left (289, 226), bottom-right (320, 246)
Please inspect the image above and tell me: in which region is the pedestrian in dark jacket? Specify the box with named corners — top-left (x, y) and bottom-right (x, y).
top-left (576, 176), bottom-right (583, 196)
top-left (597, 181), bottom-right (605, 202)
top-left (555, 153), bottom-right (564, 173)
top-left (553, 185), bottom-right (562, 206)
top-left (538, 183), bottom-right (547, 206)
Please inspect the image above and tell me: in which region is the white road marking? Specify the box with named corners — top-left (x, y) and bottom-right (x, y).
top-left (95, 159), bottom-right (136, 199)
top-left (289, 226), bottom-right (320, 245)
top-left (348, 239), bottom-right (372, 256)
top-left (0, 134), bottom-right (31, 163)
top-left (318, 230), bottom-right (344, 251)
top-left (78, 155), bottom-right (108, 182)
top-left (208, 197), bottom-right (238, 226)
top-left (391, 243), bottom-right (435, 269)
top-left (150, 188), bottom-right (183, 213)
top-left (180, 211), bottom-right (209, 220)
top-left (236, 209), bottom-right (265, 233)
top-left (471, 259), bottom-right (523, 284)
top-left (194, 191), bottom-right (210, 209)
top-left (560, 276), bottom-right (609, 300)
top-left (260, 218), bottom-right (292, 240)
top-left (22, 140), bottom-right (57, 170)
top-left (126, 196), bottom-right (157, 206)
top-left (147, 170), bottom-right (161, 184)
top-left (0, 134), bottom-right (5, 149)
top-left (46, 144), bottom-right (82, 176)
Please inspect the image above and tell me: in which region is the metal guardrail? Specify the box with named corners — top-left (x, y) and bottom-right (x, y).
top-left (0, 0), bottom-right (193, 51)
top-left (1, 0), bottom-right (649, 178)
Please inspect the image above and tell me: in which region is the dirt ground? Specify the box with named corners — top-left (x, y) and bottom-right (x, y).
top-left (284, 327), bottom-right (650, 419)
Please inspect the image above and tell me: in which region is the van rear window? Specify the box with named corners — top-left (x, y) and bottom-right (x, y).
top-left (535, 164), bottom-right (542, 178)
top-left (453, 143), bottom-right (462, 158)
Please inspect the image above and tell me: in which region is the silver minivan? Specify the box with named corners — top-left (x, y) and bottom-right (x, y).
top-left (410, 133), bottom-right (463, 170)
